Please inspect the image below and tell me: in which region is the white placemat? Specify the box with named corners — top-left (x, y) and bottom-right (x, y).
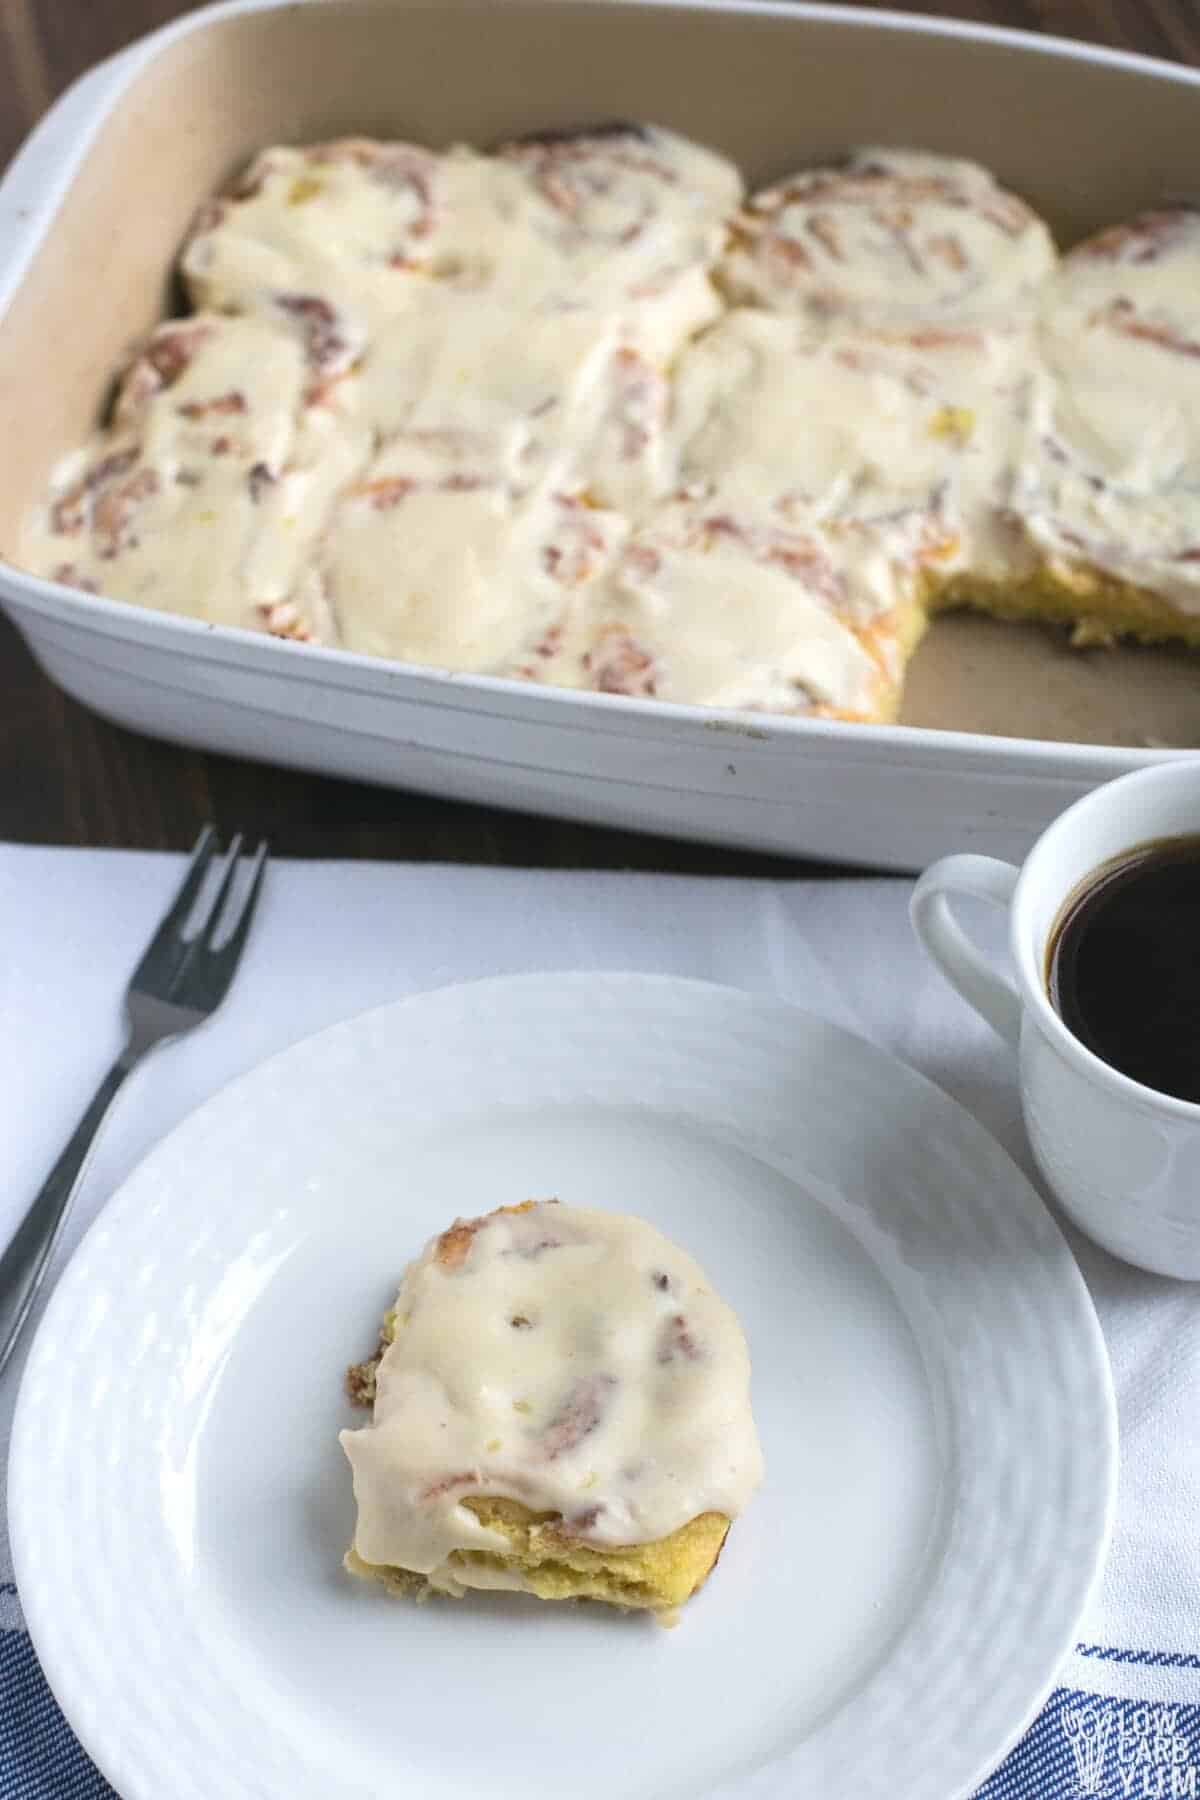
top-left (1, 844), bottom-right (1197, 1800)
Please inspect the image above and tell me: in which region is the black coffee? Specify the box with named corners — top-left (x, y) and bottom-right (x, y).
top-left (1047, 833), bottom-right (1200, 1103)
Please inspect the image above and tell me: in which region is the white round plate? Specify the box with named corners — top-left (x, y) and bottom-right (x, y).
top-left (10, 973), bottom-right (1115, 1800)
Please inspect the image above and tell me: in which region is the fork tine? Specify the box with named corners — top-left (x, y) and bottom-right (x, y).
top-left (209, 840), bottom-right (269, 974)
top-left (198, 833), bottom-right (245, 950)
top-left (132, 826), bottom-right (218, 975)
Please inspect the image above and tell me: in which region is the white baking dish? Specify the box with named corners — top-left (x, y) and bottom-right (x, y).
top-left (2, 0), bottom-right (1199, 871)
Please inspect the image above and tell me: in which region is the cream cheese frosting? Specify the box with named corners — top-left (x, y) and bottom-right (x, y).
top-left (340, 1201), bottom-right (763, 1585)
top-left (21, 313), bottom-right (358, 636)
top-left (664, 307), bottom-right (1034, 576)
top-left (22, 131), bottom-right (1200, 724)
top-left (342, 299), bottom-right (675, 512)
top-left (182, 126), bottom-right (739, 363)
top-left (300, 447), bottom-right (627, 673)
top-left (531, 504), bottom-right (895, 714)
top-left (1010, 209), bottom-right (1200, 613)
top-left (719, 147), bottom-right (1056, 332)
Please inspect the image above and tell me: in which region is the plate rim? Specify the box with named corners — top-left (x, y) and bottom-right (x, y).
top-left (9, 969), bottom-right (1118, 1800)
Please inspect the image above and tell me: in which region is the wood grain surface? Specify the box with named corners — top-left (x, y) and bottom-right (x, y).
top-left (2, 0), bottom-right (1196, 865)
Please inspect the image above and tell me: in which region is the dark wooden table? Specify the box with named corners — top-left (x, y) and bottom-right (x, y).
top-left (3, 0), bottom-right (1197, 866)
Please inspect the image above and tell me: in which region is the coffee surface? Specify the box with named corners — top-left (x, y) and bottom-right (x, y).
top-left (1047, 834), bottom-right (1200, 1103)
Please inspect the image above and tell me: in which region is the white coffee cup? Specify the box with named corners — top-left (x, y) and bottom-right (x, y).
top-left (911, 761), bottom-right (1200, 1279)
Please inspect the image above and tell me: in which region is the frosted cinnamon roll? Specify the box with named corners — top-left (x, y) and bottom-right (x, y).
top-left (720, 147), bottom-right (1056, 333)
top-left (341, 1201), bottom-right (763, 1617)
top-left (293, 433), bottom-right (628, 673)
top-left (22, 313), bottom-right (357, 640)
top-left (333, 299), bottom-right (676, 513)
top-left (1003, 208), bottom-right (1200, 640)
top-left (183, 127), bottom-right (740, 363)
top-left (493, 122), bottom-right (742, 356)
top-left (531, 501), bottom-right (926, 719)
top-left (667, 306), bottom-right (1029, 573)
top-left (181, 138), bottom-right (451, 338)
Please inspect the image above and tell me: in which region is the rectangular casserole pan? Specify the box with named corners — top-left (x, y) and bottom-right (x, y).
top-left (1, 0), bottom-right (1199, 872)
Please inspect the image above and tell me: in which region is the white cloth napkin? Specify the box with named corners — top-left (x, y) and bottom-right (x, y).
top-left (1, 844), bottom-right (1198, 1799)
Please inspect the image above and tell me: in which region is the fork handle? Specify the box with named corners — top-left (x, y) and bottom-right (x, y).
top-left (0, 1055), bottom-right (131, 1379)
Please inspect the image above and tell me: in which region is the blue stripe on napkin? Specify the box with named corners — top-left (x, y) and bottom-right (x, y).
top-left (1079, 1645), bottom-right (1200, 1673)
top-left (4, 1630), bottom-right (1200, 1798)
top-left (0, 1633), bottom-right (114, 1800)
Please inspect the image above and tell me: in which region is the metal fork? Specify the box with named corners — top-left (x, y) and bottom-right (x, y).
top-left (0, 827), bottom-right (268, 1378)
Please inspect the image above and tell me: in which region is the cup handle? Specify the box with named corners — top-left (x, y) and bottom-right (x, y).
top-left (910, 854), bottom-right (1023, 1048)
